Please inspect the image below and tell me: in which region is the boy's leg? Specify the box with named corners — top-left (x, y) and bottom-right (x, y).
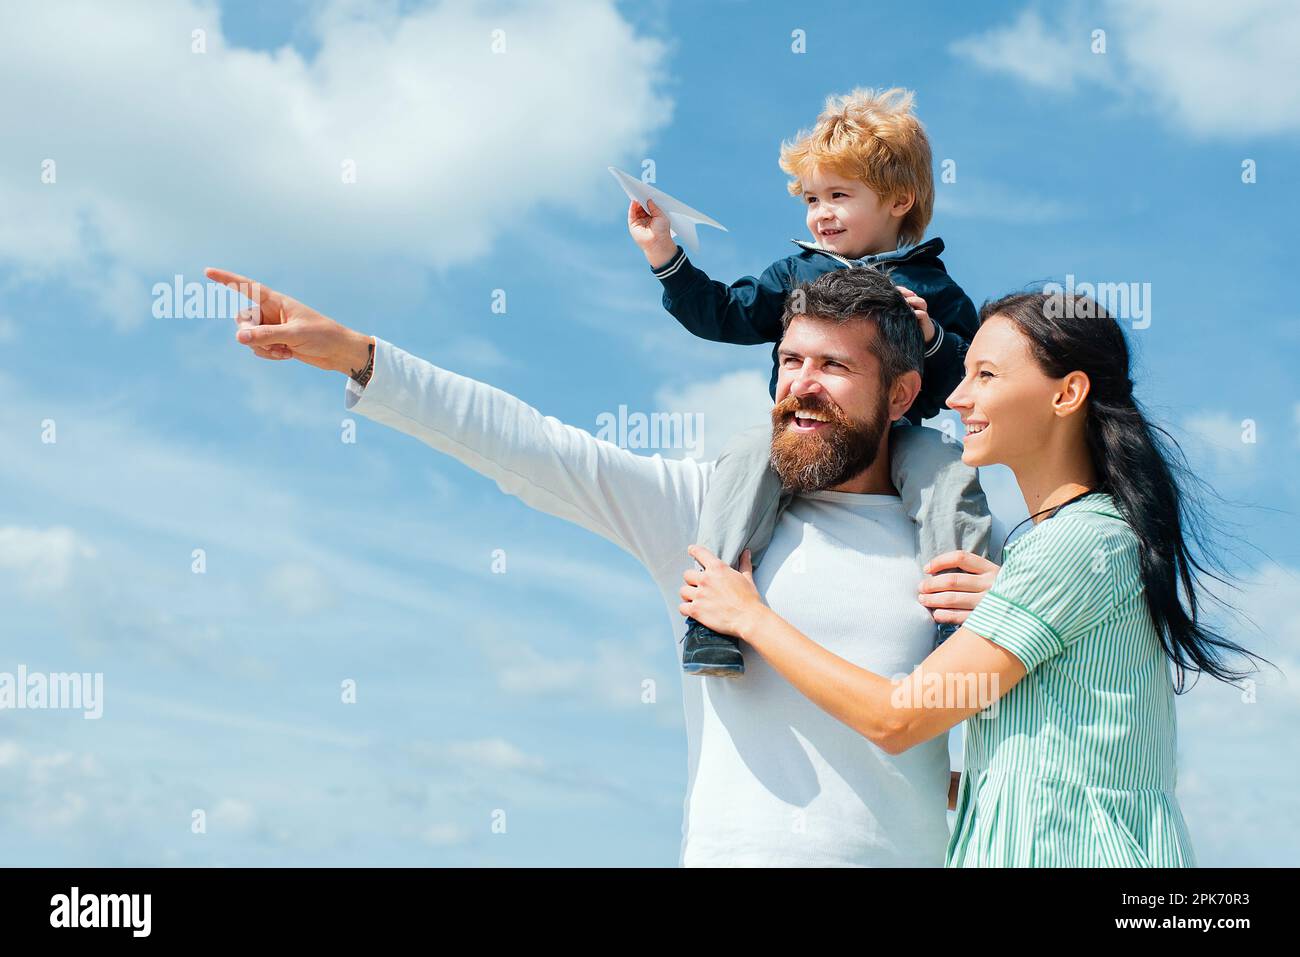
top-left (889, 424), bottom-right (992, 646)
top-left (696, 423), bottom-right (789, 566)
top-left (683, 422), bottom-right (788, 677)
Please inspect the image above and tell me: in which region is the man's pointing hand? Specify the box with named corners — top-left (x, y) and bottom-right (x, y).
top-left (204, 267), bottom-right (373, 375)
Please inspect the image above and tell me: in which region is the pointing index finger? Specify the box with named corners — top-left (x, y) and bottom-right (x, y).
top-left (204, 267), bottom-right (275, 306)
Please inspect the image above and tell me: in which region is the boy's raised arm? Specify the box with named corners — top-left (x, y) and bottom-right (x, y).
top-left (628, 199), bottom-right (790, 347)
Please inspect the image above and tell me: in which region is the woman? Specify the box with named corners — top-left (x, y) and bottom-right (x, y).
top-left (681, 289), bottom-right (1267, 867)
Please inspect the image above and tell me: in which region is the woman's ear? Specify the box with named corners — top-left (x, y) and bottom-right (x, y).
top-left (1053, 370), bottom-right (1091, 418)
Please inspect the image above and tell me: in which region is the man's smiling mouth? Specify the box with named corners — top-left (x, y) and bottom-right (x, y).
top-left (789, 409), bottom-right (832, 432)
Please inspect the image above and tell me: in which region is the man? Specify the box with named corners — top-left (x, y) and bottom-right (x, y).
top-left (207, 264), bottom-right (992, 866)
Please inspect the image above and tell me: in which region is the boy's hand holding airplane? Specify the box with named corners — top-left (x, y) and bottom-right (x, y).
top-left (627, 196), bottom-right (678, 270)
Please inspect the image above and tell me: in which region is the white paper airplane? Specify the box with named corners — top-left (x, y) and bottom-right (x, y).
top-left (609, 166), bottom-right (727, 253)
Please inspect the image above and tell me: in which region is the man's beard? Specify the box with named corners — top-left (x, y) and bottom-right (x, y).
top-left (769, 391), bottom-right (891, 493)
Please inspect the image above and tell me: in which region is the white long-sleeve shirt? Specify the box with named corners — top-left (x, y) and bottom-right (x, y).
top-left (344, 337), bottom-right (950, 866)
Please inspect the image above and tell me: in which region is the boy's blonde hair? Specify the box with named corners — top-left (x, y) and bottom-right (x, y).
top-left (779, 87), bottom-right (934, 247)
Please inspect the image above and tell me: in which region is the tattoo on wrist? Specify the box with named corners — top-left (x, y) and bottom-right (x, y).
top-left (350, 339), bottom-right (374, 387)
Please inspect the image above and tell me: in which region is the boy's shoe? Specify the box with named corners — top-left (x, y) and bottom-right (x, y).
top-left (680, 617), bottom-right (745, 677)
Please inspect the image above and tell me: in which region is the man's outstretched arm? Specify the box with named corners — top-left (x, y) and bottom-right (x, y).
top-left (206, 268), bottom-right (709, 577)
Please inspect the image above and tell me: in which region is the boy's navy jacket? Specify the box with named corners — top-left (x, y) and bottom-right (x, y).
top-left (651, 236), bottom-right (977, 424)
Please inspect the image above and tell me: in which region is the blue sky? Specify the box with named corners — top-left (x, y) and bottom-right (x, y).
top-left (2, 0), bottom-right (1297, 866)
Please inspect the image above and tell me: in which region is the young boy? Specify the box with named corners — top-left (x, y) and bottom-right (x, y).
top-left (627, 87), bottom-right (991, 677)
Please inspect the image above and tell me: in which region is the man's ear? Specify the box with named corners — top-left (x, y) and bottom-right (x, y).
top-left (889, 370), bottom-right (922, 421)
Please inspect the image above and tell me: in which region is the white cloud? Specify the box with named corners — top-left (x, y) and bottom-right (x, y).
top-left (950, 7), bottom-right (1111, 93)
top-left (654, 368), bottom-right (772, 461)
top-left (1181, 410), bottom-right (1258, 473)
top-left (421, 822), bottom-right (472, 847)
top-left (0, 525), bottom-right (98, 596)
top-left (222, 354), bottom-right (346, 429)
top-left (211, 797), bottom-right (257, 833)
top-left (477, 628), bottom-right (678, 717)
top-left (1175, 562), bottom-right (1300, 864)
top-left (0, 344), bottom-right (666, 692)
top-left (935, 180), bottom-right (1075, 224)
top-left (1183, 410), bottom-right (1251, 445)
top-left (260, 561), bottom-right (340, 617)
top-left (122, 693), bottom-right (371, 749)
top-left (0, 739), bottom-right (105, 832)
top-left (444, 737), bottom-right (545, 772)
top-left (952, 0), bottom-right (1300, 138)
top-left (436, 336), bottom-right (514, 371)
top-left (409, 734), bottom-right (665, 813)
top-left (0, 0), bottom-right (672, 330)
top-left (493, 549), bottom-right (658, 609)
top-left (422, 465), bottom-right (459, 501)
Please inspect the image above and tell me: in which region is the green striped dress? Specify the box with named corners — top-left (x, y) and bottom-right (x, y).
top-left (946, 493), bottom-right (1197, 867)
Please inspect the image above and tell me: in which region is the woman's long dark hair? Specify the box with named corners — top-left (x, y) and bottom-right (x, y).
top-left (982, 291), bottom-right (1270, 692)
